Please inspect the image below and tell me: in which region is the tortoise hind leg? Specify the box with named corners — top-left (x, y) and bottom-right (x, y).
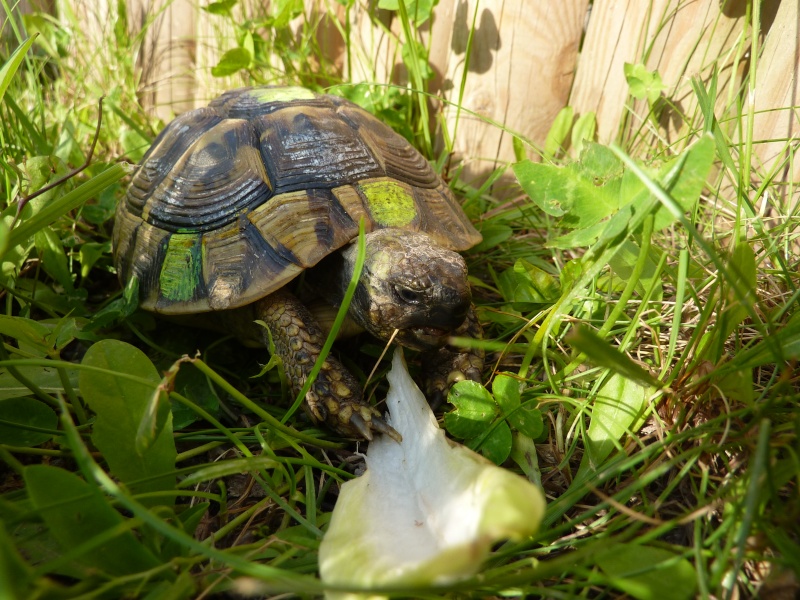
top-left (254, 289), bottom-right (400, 442)
top-left (423, 304), bottom-right (485, 408)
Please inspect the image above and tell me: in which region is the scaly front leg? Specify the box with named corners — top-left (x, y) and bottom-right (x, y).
top-left (422, 304), bottom-right (485, 408)
top-left (254, 289), bottom-right (400, 441)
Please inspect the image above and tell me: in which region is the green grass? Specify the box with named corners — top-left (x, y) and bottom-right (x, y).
top-left (1, 1), bottom-right (799, 599)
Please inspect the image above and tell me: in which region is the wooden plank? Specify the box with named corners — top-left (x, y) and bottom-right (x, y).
top-left (193, 0), bottom-right (251, 108)
top-left (430, 0), bottom-right (588, 190)
top-left (751, 0), bottom-right (800, 208)
top-left (571, 0), bottom-right (748, 147)
top-left (346, 4), bottom-right (402, 86)
top-left (570, 0), bottom-right (672, 144)
top-left (638, 0), bottom-right (746, 147)
top-left (128, 0), bottom-right (197, 121)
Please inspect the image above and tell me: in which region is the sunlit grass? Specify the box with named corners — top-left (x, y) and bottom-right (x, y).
top-left (1, 1), bottom-right (798, 598)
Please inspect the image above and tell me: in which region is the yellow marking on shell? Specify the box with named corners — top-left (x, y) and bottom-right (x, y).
top-left (248, 86), bottom-right (316, 104)
top-left (359, 180), bottom-right (417, 227)
top-left (160, 234), bottom-right (201, 302)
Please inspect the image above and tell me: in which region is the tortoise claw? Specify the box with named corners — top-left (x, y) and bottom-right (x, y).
top-left (371, 415), bottom-right (403, 443)
top-left (348, 412), bottom-right (402, 443)
top-left (349, 412), bottom-right (374, 441)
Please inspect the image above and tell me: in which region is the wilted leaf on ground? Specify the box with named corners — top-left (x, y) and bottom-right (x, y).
top-left (319, 350), bottom-right (546, 598)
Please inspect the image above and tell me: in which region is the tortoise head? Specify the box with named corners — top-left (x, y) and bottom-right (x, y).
top-left (340, 229), bottom-right (472, 351)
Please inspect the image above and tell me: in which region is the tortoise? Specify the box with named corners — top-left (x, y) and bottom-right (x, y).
top-left (113, 85), bottom-right (485, 441)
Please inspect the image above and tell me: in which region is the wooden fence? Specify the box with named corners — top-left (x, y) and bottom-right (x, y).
top-left (6, 0), bottom-right (800, 205)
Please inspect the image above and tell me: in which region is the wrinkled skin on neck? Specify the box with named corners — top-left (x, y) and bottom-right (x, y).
top-left (310, 229), bottom-right (472, 351)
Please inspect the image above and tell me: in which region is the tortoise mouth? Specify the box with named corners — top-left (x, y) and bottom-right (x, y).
top-left (403, 325), bottom-right (451, 350)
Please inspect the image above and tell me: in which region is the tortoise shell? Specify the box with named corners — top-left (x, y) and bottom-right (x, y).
top-left (113, 86), bottom-right (482, 315)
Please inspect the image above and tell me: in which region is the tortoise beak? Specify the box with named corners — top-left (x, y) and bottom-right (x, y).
top-left (398, 294), bottom-right (471, 350)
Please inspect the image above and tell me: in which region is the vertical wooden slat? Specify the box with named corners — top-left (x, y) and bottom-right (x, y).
top-left (128, 0), bottom-right (197, 121)
top-left (637, 0), bottom-right (746, 146)
top-left (751, 0), bottom-right (800, 208)
top-left (431, 0), bottom-right (588, 190)
top-left (569, 0), bottom-right (672, 144)
top-left (571, 0), bottom-right (749, 147)
top-left (193, 0), bottom-right (249, 107)
top-left (347, 3), bottom-right (401, 86)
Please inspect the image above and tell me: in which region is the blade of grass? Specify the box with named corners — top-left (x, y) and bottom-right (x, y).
top-left (6, 163), bottom-right (126, 254)
top-left (395, 0), bottom-right (431, 156)
top-left (55, 395), bottom-right (325, 594)
top-left (0, 34), bottom-right (38, 105)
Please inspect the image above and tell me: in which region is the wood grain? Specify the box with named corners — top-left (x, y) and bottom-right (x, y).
top-left (431, 0), bottom-right (588, 191)
top-left (751, 0), bottom-right (799, 208)
top-left (570, 0), bottom-right (672, 144)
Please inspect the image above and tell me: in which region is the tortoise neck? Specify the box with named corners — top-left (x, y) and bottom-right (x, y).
top-left (306, 232), bottom-right (374, 308)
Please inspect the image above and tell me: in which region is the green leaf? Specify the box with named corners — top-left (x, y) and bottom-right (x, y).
top-left (508, 403), bottom-right (544, 439)
top-left (0, 35), bottom-right (38, 106)
top-left (716, 367), bottom-right (754, 404)
top-left (544, 106), bottom-right (573, 158)
top-left (0, 220), bottom-right (9, 262)
top-left (624, 62), bottom-right (667, 104)
top-left (492, 373), bottom-right (521, 414)
top-left (510, 432), bottom-right (541, 485)
top-left (78, 241), bottom-right (111, 277)
top-left (512, 160), bottom-right (569, 216)
top-left (444, 380), bottom-right (497, 439)
top-left (121, 128), bottom-right (150, 163)
top-left (378, 0), bottom-right (436, 24)
top-left (472, 222), bottom-right (513, 251)
top-left (650, 134), bottom-right (715, 231)
top-left (272, 0), bottom-right (304, 28)
top-left (596, 544), bottom-right (697, 600)
top-left (8, 164), bottom-right (126, 251)
top-left (475, 421), bottom-right (512, 465)
top-left (79, 340), bottom-right (176, 505)
top-left (0, 520), bottom-right (32, 598)
top-left (401, 38), bottom-right (433, 80)
top-left (171, 362), bottom-right (220, 429)
top-left (85, 275), bottom-right (140, 331)
top-left (0, 315), bottom-right (51, 355)
top-left (497, 258), bottom-right (561, 309)
top-left (512, 136), bottom-right (527, 162)
top-left (0, 397), bottom-right (58, 447)
top-left (202, 0), bottom-right (237, 15)
top-left (729, 311), bottom-right (800, 369)
top-left (211, 47), bottom-right (252, 77)
top-left (0, 365), bottom-right (78, 401)
top-left (34, 227), bottom-right (75, 292)
top-left (24, 465), bottom-right (162, 576)
top-left (607, 241), bottom-right (663, 297)
top-left (719, 243), bottom-right (757, 342)
top-left (548, 219), bottom-right (607, 249)
top-left (579, 373), bottom-right (652, 474)
top-left (513, 148), bottom-right (621, 228)
top-left (571, 111), bottom-right (596, 156)
top-left (567, 325), bottom-right (663, 388)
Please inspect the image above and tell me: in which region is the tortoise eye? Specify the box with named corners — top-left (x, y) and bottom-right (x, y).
top-left (394, 285), bottom-right (423, 305)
